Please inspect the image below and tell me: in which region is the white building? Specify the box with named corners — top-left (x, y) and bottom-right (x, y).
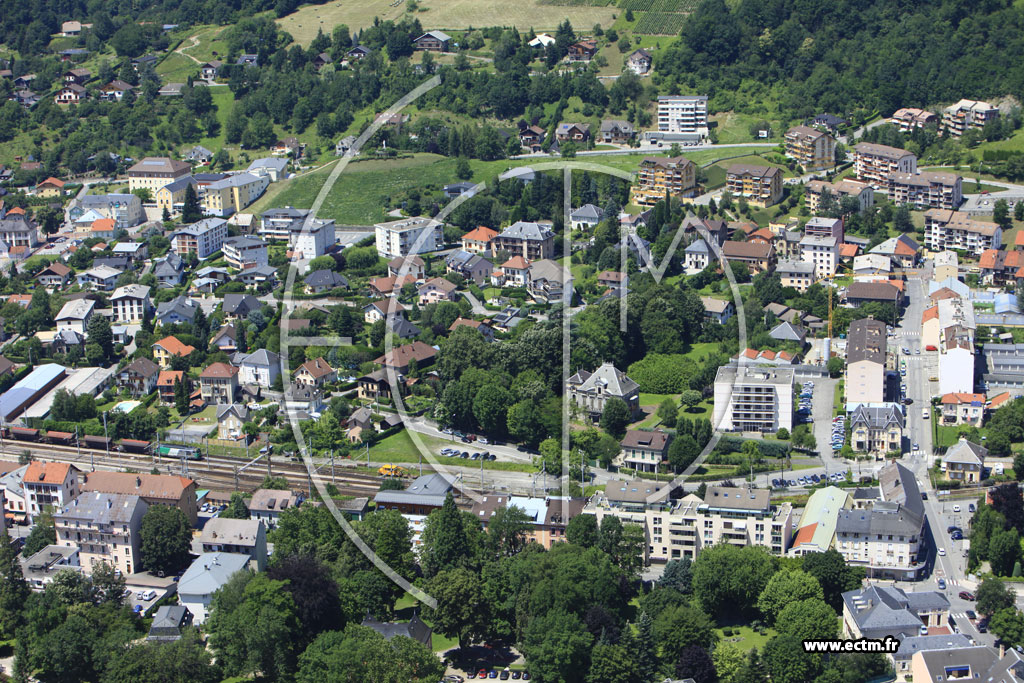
top-left (55, 298), bottom-right (95, 336)
top-left (683, 239), bottom-right (715, 274)
top-left (177, 552), bottom-right (251, 624)
top-left (712, 365), bottom-right (794, 433)
top-left (110, 284), bottom-right (152, 324)
top-left (655, 95), bottom-right (709, 139)
top-left (374, 217), bottom-right (443, 259)
top-left (799, 234), bottom-right (838, 279)
top-left (924, 209), bottom-right (1001, 256)
top-left (171, 218), bottom-right (228, 259)
top-left (223, 236), bottom-right (269, 270)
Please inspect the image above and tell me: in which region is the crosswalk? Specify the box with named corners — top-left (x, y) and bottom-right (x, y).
top-left (951, 612), bottom-right (973, 620)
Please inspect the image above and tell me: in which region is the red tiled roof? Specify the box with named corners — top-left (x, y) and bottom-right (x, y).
top-left (92, 218), bottom-right (116, 232)
top-left (374, 341), bottom-right (437, 369)
top-left (462, 226), bottom-right (497, 243)
top-left (1017, 233), bottom-right (1024, 248)
top-left (25, 461), bottom-right (74, 484)
top-left (988, 391), bottom-right (1012, 408)
top-left (502, 256), bottom-right (530, 270)
top-left (978, 249), bottom-right (999, 270)
top-left (839, 243), bottom-right (860, 258)
top-left (157, 370), bottom-right (184, 387)
top-left (38, 177), bottom-right (64, 188)
top-left (793, 523), bottom-right (818, 547)
top-left (941, 392), bottom-right (985, 405)
top-left (153, 336), bottom-right (196, 357)
top-left (200, 362), bottom-right (237, 378)
top-left (298, 357), bottom-right (334, 379)
top-left (922, 306), bottom-right (938, 323)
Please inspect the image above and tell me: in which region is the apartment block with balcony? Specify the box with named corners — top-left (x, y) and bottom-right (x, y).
top-left (374, 217), bottom-right (443, 259)
top-left (887, 171), bottom-right (962, 210)
top-left (630, 156), bottom-right (698, 207)
top-left (889, 107), bottom-right (938, 133)
top-left (923, 209), bottom-right (1001, 255)
top-left (725, 164), bottom-right (783, 207)
top-left (784, 125), bottom-right (835, 170)
top-left (655, 95), bottom-right (709, 139)
top-left (491, 221), bottom-right (555, 261)
top-left (852, 143), bottom-right (917, 186)
top-left (942, 99), bottom-right (999, 137)
top-left (712, 365), bottom-right (794, 433)
top-left (805, 179), bottom-right (874, 214)
top-left (799, 234), bottom-right (838, 279)
top-left (171, 218), bottom-right (228, 259)
top-left (55, 492), bottom-right (148, 576)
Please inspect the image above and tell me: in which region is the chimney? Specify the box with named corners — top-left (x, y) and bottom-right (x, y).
top-left (136, 476), bottom-right (142, 488)
top-left (106, 499), bottom-right (112, 509)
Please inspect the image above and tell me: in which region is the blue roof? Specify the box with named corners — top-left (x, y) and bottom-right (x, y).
top-left (0, 364), bottom-right (65, 421)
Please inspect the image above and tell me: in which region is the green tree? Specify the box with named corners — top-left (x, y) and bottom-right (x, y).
top-left (587, 642), bottom-right (638, 683)
top-left (657, 397), bottom-right (678, 427)
top-left (487, 504), bottom-right (533, 557)
top-left (426, 568), bottom-right (489, 650)
top-left (23, 508), bottom-right (56, 556)
top-left (989, 527), bottom-right (1021, 576)
top-left (1016, 201), bottom-right (1024, 222)
top-left (827, 356), bottom-right (844, 377)
top-left (659, 557), bottom-right (693, 594)
top-left (668, 434), bottom-right (700, 471)
top-left (139, 506), bottom-right (193, 574)
top-left (473, 384), bottom-right (513, 436)
top-left (92, 560), bottom-right (127, 606)
top-left (102, 628), bottom-right (219, 683)
top-left (990, 607), bottom-right (1024, 647)
top-left (764, 634), bottom-right (822, 683)
top-left (1016, 451), bottom-right (1024, 482)
top-left (757, 568), bottom-right (824, 623)
top-left (634, 610), bottom-right (658, 682)
top-left (521, 609), bottom-right (593, 683)
top-left (802, 549), bottom-right (865, 611)
top-left (566, 513), bottom-right (599, 548)
top-left (86, 314), bottom-right (114, 364)
top-left (994, 199), bottom-right (1012, 230)
top-left (507, 400), bottom-right (546, 448)
top-left (420, 492), bottom-right (472, 577)
top-left (693, 544), bottom-right (777, 618)
top-left (653, 603), bottom-right (718, 662)
top-left (296, 624), bottom-right (443, 683)
top-left (599, 397), bottom-right (632, 438)
top-left (713, 641), bottom-right (747, 683)
top-left (680, 389), bottom-right (703, 411)
top-left (220, 492), bottom-right (249, 519)
top-left (455, 157), bottom-right (472, 180)
top-left (0, 526), bottom-right (28, 637)
top-left (977, 577), bottom-right (1016, 617)
top-left (775, 598), bottom-right (838, 641)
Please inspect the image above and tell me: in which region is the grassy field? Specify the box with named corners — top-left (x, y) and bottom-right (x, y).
top-left (714, 623), bottom-right (777, 652)
top-left (155, 52), bottom-right (199, 83)
top-left (279, 0), bottom-right (617, 45)
top-left (368, 429), bottom-right (536, 472)
top-left (711, 112), bottom-right (779, 145)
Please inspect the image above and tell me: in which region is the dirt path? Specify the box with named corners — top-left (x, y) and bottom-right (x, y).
top-left (176, 34), bottom-right (202, 64)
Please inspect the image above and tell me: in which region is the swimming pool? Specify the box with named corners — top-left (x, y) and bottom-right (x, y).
top-left (113, 400), bottom-right (142, 413)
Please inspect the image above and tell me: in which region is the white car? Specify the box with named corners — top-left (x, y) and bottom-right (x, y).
top-left (953, 505), bottom-right (961, 513)
top-left (938, 548), bottom-right (946, 556)
top-left (922, 409), bottom-right (929, 419)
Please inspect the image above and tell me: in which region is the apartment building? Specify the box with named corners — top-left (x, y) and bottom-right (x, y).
top-left (721, 240), bottom-right (775, 275)
top-left (850, 403), bottom-right (904, 454)
top-left (223, 236), bottom-right (268, 270)
top-left (81, 471), bottom-right (198, 526)
top-left (776, 258), bottom-right (815, 292)
top-left (55, 492), bottom-right (148, 575)
top-left (939, 325), bottom-right (975, 395)
top-left (799, 234), bottom-right (838, 279)
top-left (923, 209), bottom-right (1001, 255)
top-left (470, 495), bottom-right (585, 549)
top-left (806, 179), bottom-right (874, 214)
top-left (0, 216), bottom-right (41, 248)
top-left (804, 216), bottom-right (844, 241)
top-left (199, 362), bottom-right (239, 404)
top-left (712, 365), bottom-right (794, 433)
top-left (943, 437), bottom-right (986, 485)
top-left (889, 107), bottom-right (938, 133)
top-left (784, 125), bottom-right (835, 170)
top-left (566, 362), bottom-right (640, 422)
top-left (374, 217), bottom-right (443, 259)
top-left (258, 208), bottom-right (335, 260)
top-left (939, 392), bottom-right (986, 427)
top-left (846, 318), bottom-right (888, 405)
top-left (171, 217), bottom-right (228, 259)
top-left (834, 462), bottom-right (925, 580)
top-left (23, 462), bottom-right (79, 522)
top-left (196, 518), bottom-right (267, 571)
top-left (887, 171), bottom-right (962, 210)
top-left (655, 95), bottom-right (709, 139)
top-left (911, 647), bottom-right (1024, 683)
top-left (78, 193), bottom-right (144, 230)
top-left (942, 99), bottom-right (999, 137)
top-left (725, 164), bottom-right (783, 207)
top-left (852, 143), bottom-right (917, 185)
top-left (630, 156), bottom-right (698, 207)
top-left (127, 157), bottom-right (191, 194)
top-left (200, 173), bottom-right (268, 217)
top-left (491, 221), bottom-right (555, 260)
top-left (110, 284), bottom-right (152, 324)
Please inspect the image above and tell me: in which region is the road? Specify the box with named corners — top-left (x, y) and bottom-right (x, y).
top-left (509, 141), bottom-right (777, 161)
top-left (461, 290), bottom-right (487, 314)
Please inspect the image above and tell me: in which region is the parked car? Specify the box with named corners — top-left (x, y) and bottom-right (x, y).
top-left (938, 578), bottom-right (946, 589)
top-left (969, 503), bottom-right (976, 512)
top-left (959, 591), bottom-right (976, 601)
top-left (938, 548), bottom-right (946, 557)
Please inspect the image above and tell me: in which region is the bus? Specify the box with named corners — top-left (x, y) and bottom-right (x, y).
top-left (157, 445), bottom-right (203, 460)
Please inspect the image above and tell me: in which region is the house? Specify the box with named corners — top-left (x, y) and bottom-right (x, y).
top-left (726, 164), bottom-right (783, 207)
top-left (312, 52), bottom-right (331, 69)
top-left (76, 265), bottom-right (119, 290)
top-left (153, 253), bottom-right (185, 288)
top-left (721, 240), bottom-right (775, 274)
top-left (111, 241), bottom-right (148, 263)
top-left (555, 122), bottom-right (590, 142)
top-left (518, 125), bottom-right (545, 152)
top-left (0, 215), bottom-right (40, 248)
top-left (700, 296), bottom-right (735, 324)
top-left (222, 293), bottom-right (262, 321)
top-left (566, 362), bottom-right (640, 422)
top-left (445, 249), bottom-right (492, 285)
top-left (77, 193), bottom-right (144, 230)
top-left (110, 284), bottom-right (151, 324)
top-left (54, 83), bottom-right (86, 104)
top-left (712, 365), bottom-right (794, 433)
top-left (374, 217), bottom-right (443, 259)
top-left (625, 49), bottom-right (652, 75)
top-left (368, 275), bottom-right (416, 298)
top-left (294, 357), bottom-right (336, 389)
top-left (81, 471), bottom-right (198, 526)
top-left (492, 221), bottom-right (555, 260)
top-left (236, 54), bottom-right (258, 67)
top-left (418, 277), bottom-right (459, 305)
top-left (131, 55), bottom-right (158, 72)
top-left (36, 262), bottom-right (71, 289)
top-left (233, 348), bottom-right (281, 388)
top-left (155, 296), bottom-right (200, 328)
top-left (178, 553), bottom-right (252, 624)
top-left (154, 175), bottom-right (198, 215)
top-left (374, 342), bottom-right (436, 374)
top-left (888, 171), bottom-right (962, 210)
top-left (153, 336), bottom-right (197, 369)
top-left (443, 182), bottom-right (477, 199)
top-left (621, 429), bottom-right (670, 472)
top-left (19, 545), bottom-right (81, 591)
top-left (345, 45), bottom-right (371, 60)
top-left (334, 135), bottom-right (357, 156)
top-left (788, 485), bottom-right (854, 556)
top-left (55, 492), bottom-right (147, 575)
top-left (216, 404), bottom-right (248, 441)
top-left (599, 119), bottom-right (634, 144)
top-left (157, 370), bottom-right (184, 403)
top-left (852, 142), bottom-right (917, 186)
top-left (387, 316), bottom-right (421, 340)
top-left (566, 40), bottom-right (597, 62)
top-left (118, 358), bottom-right (160, 397)
top-left (199, 60), bottom-right (222, 81)
top-left (528, 259), bottom-right (568, 302)
top-left (870, 233), bottom-right (919, 269)
top-left (55, 298), bottom-right (94, 336)
top-left (61, 20), bottom-right (86, 35)
top-left (248, 489), bottom-right (303, 529)
top-left (911, 646), bottom-right (1024, 683)
top-left (147, 606), bottom-right (193, 642)
top-left (24, 461), bottom-right (79, 522)
top-left (364, 299), bottom-right (406, 324)
top-left (849, 403), bottom-right (904, 454)
top-left (199, 363), bottom-right (239, 404)
top-left (889, 107), bottom-right (937, 133)
top-left (171, 217), bottom-right (228, 258)
top-left (776, 259), bottom-right (815, 293)
top-left (630, 156), bottom-right (698, 207)
top-left (784, 125), bottom-right (835, 170)
top-left (386, 255), bottom-right (426, 280)
top-left (88, 217), bottom-right (117, 240)
top-left (373, 473), bottom-right (451, 516)
top-left (448, 318), bottom-right (494, 342)
top-left (246, 157), bottom-right (288, 182)
top-left (413, 30), bottom-right (451, 52)
top-left (127, 157), bottom-right (192, 194)
top-left (357, 369), bottom-right (395, 401)
top-left (943, 437), bottom-right (986, 485)
top-left (842, 584), bottom-right (949, 640)
top-left (35, 177), bottom-right (65, 198)
top-left (183, 145), bottom-right (213, 165)
top-left (197, 517), bottom-right (267, 571)
top-left (303, 269), bottom-right (348, 294)
top-left (924, 209), bottom-right (1000, 255)
top-left (942, 99), bottom-right (999, 137)
top-left (846, 281), bottom-right (904, 307)
top-left (939, 392), bottom-right (986, 426)
top-left (570, 204), bottom-right (604, 231)
top-left (683, 239), bottom-right (716, 275)
top-left (492, 255), bottom-right (531, 287)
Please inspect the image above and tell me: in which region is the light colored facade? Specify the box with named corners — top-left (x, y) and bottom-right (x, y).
top-left (805, 179), bottom-right (874, 214)
top-left (566, 363), bottom-right (640, 421)
top-left (223, 237), bottom-right (269, 270)
top-left (78, 193), bottom-right (144, 230)
top-left (178, 552), bottom-right (251, 624)
top-left (620, 429), bottom-right (669, 472)
top-left (888, 171), bottom-right (962, 210)
top-left (932, 250), bottom-right (959, 281)
top-left (799, 234), bottom-right (838, 279)
top-left (80, 471), bottom-right (198, 527)
top-left (656, 95), bottom-right (709, 138)
top-left (846, 318), bottom-right (887, 405)
top-left (200, 173), bottom-right (269, 217)
top-left (374, 217), bottom-right (443, 259)
top-left (55, 492), bottom-right (148, 576)
top-left (725, 165), bottom-right (783, 207)
top-left (491, 222), bottom-right (555, 261)
top-left (55, 299), bottom-right (95, 336)
top-left (172, 218), bottom-right (228, 259)
top-left (631, 156), bottom-right (697, 207)
top-left (24, 462), bottom-right (79, 521)
top-left (850, 403), bottom-right (904, 454)
top-left (852, 143), bottom-right (917, 186)
top-left (127, 157), bottom-right (191, 194)
top-left (110, 284), bottom-right (152, 324)
top-left (712, 365), bottom-right (794, 433)
top-left (197, 518), bottom-right (268, 571)
top-left (683, 239), bottom-right (715, 274)
top-left (943, 437), bottom-right (986, 484)
top-left (942, 99), bottom-right (999, 137)
top-left (911, 647), bottom-right (1024, 683)
top-left (889, 107), bottom-right (937, 133)
top-left (776, 259), bottom-right (815, 292)
top-left (923, 209), bottom-right (1001, 255)
top-left (939, 392), bottom-right (985, 427)
top-left (789, 486), bottom-right (854, 556)
top-left (784, 125), bottom-right (835, 170)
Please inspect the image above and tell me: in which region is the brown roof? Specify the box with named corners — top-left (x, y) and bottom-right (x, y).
top-left (200, 362), bottom-right (238, 379)
top-left (621, 429), bottom-right (669, 451)
top-left (727, 164), bottom-right (781, 179)
top-left (787, 125), bottom-right (827, 140)
top-left (298, 357), bottom-right (334, 379)
top-left (853, 142), bottom-right (914, 160)
top-left (81, 471), bottom-right (193, 501)
top-left (157, 370), bottom-right (184, 387)
top-left (38, 262), bottom-right (72, 277)
top-left (640, 155), bottom-right (693, 170)
top-left (123, 357), bottom-right (160, 378)
top-left (153, 336), bottom-right (196, 357)
top-left (846, 281), bottom-right (901, 301)
top-left (722, 240), bottom-right (773, 259)
top-left (374, 341), bottom-right (437, 369)
top-left (419, 277), bottom-right (457, 293)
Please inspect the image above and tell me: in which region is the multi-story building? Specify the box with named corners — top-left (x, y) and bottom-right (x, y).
top-left (460, 226), bottom-right (497, 254)
top-left (889, 107), bottom-right (938, 133)
top-left (725, 164), bottom-right (783, 207)
top-left (799, 234), bottom-right (838, 279)
top-left (942, 437), bottom-right (986, 485)
top-left (200, 173), bottom-right (269, 217)
top-left (655, 95), bottom-right (709, 139)
top-left (942, 99), bottom-right (999, 137)
top-left (199, 362), bottom-right (239, 404)
top-left (789, 486), bottom-right (853, 556)
top-left (171, 217), bottom-right (228, 259)
top-left (258, 208), bottom-right (336, 259)
top-left (776, 259), bottom-right (815, 292)
top-left (154, 176), bottom-right (198, 215)
top-left (81, 471), bottom-right (198, 526)
top-left (491, 221), bottom-right (555, 260)
top-left (566, 363), bottom-right (640, 422)
top-left (55, 492), bottom-right (148, 575)
top-left (846, 318), bottom-right (887, 405)
top-left (56, 299), bottom-right (95, 336)
top-left (805, 179), bottom-right (874, 214)
top-left (721, 241), bottom-right (775, 275)
top-left (127, 157), bottom-right (191, 194)
top-left (804, 216), bottom-right (844, 241)
top-left (939, 325), bottom-right (975, 395)
top-left (923, 209), bottom-right (1001, 255)
top-left (223, 236), bottom-right (268, 270)
top-left (470, 495), bottom-right (585, 549)
top-left (712, 365), bottom-right (794, 433)
top-left (888, 171), bottom-right (962, 210)
top-left (196, 518), bottom-right (267, 571)
top-left (852, 143), bottom-right (917, 186)
top-left (23, 462), bottom-right (79, 522)
top-left (850, 403), bottom-right (904, 454)
top-left (683, 239), bottom-right (716, 274)
top-left (620, 429), bottom-right (671, 472)
top-left (842, 584), bottom-right (949, 640)
top-left (630, 156), bottom-right (698, 207)
top-left (835, 462), bottom-right (925, 580)
top-left (233, 349), bottom-right (281, 388)
top-left (374, 217), bottom-right (443, 259)
top-left (911, 646), bottom-right (1024, 683)
top-left (0, 215), bottom-right (41, 248)
top-left (152, 335), bottom-right (196, 368)
top-left (110, 284), bottom-right (152, 324)
top-left (939, 392), bottom-right (986, 427)
top-left (78, 193), bottom-right (144, 230)
top-left (784, 125), bottom-right (835, 170)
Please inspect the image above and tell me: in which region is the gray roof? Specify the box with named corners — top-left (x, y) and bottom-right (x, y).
top-left (305, 269), bottom-right (348, 289)
top-left (892, 633), bottom-right (972, 662)
top-left (498, 221), bottom-right (553, 242)
top-left (199, 517), bottom-right (262, 547)
top-left (373, 473), bottom-right (452, 507)
top-left (847, 318), bottom-right (887, 365)
top-left (386, 316), bottom-right (421, 339)
top-left (776, 258), bottom-right (815, 275)
top-left (530, 259), bottom-right (567, 286)
top-left (153, 253), bottom-right (184, 277)
top-left (446, 249), bottom-right (492, 271)
top-left (837, 462), bottom-right (924, 537)
top-left (944, 438), bottom-right (987, 466)
top-left (162, 175), bottom-right (198, 194)
top-left (850, 403), bottom-right (905, 430)
top-left (56, 492), bottom-right (146, 525)
top-left (604, 478), bottom-right (670, 504)
top-left (0, 465), bottom-right (28, 499)
top-left (123, 357), bottom-right (160, 379)
top-left (156, 295), bottom-right (199, 323)
top-left (684, 239), bottom-right (709, 254)
top-left (247, 157), bottom-right (288, 173)
top-left (216, 403), bottom-right (248, 422)
top-left (178, 552), bottom-right (250, 596)
top-left (81, 193), bottom-right (137, 209)
top-left (223, 293), bottom-right (261, 315)
top-left (361, 613), bottom-right (432, 647)
top-left (417, 30), bottom-right (451, 42)
top-left (233, 348), bottom-right (280, 369)
top-left (574, 362), bottom-right (638, 397)
top-left (148, 605), bottom-right (192, 639)
top-left (915, 646), bottom-right (1024, 683)
top-left (769, 321), bottom-right (807, 343)
top-left (571, 204), bottom-right (604, 221)
top-left (174, 217), bottom-right (227, 237)
top-left (701, 486), bottom-right (770, 513)
top-left (842, 584), bottom-right (948, 638)
top-left (56, 298), bottom-right (95, 321)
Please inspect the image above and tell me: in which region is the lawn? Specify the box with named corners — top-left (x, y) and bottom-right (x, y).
top-left (278, 0), bottom-right (617, 45)
top-left (713, 623), bottom-right (777, 652)
top-left (369, 429), bottom-right (536, 473)
top-left (155, 52), bottom-right (199, 83)
top-left (711, 111), bottom-right (780, 145)
top-left (393, 593), bottom-right (460, 652)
